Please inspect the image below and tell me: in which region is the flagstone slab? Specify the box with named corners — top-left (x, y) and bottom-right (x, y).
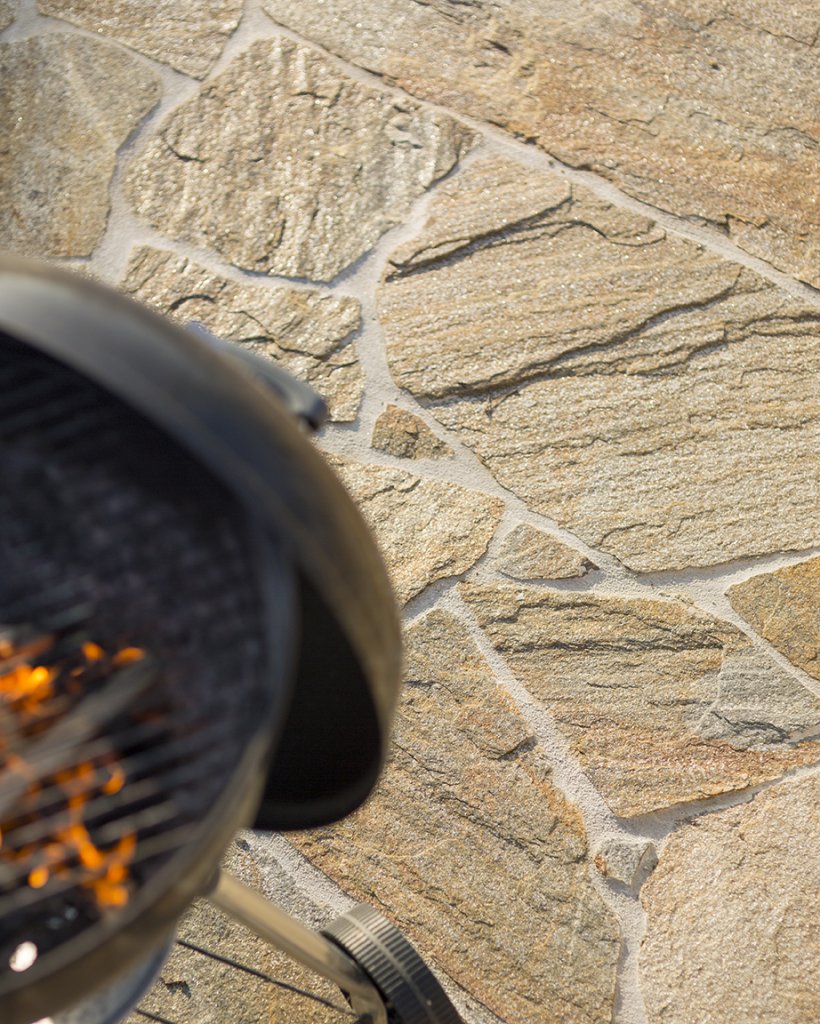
top-left (0, 35), bottom-right (160, 258)
top-left (291, 610), bottom-right (621, 1024)
top-left (495, 524), bottom-right (595, 581)
top-left (379, 155), bottom-right (820, 572)
top-left (640, 772), bottom-right (820, 1024)
top-left (325, 454), bottom-right (502, 604)
top-left (728, 557), bottom-right (820, 681)
top-left (121, 247), bottom-right (362, 422)
top-left (263, 0), bottom-right (820, 285)
top-left (126, 839), bottom-right (341, 1024)
top-left (124, 37), bottom-right (476, 282)
top-left (371, 404), bottom-right (453, 459)
top-left (460, 583), bottom-right (820, 817)
top-left (39, 0), bottom-right (242, 78)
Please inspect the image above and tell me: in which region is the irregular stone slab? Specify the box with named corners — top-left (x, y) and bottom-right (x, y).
top-left (0, 35), bottom-right (160, 258)
top-left (126, 839), bottom-right (342, 1024)
top-left (325, 454), bottom-right (502, 604)
top-left (39, 0), bottom-right (242, 78)
top-left (121, 247), bottom-right (362, 422)
top-left (728, 557), bottom-right (820, 681)
top-left (0, 2), bottom-right (14, 30)
top-left (592, 834), bottom-right (657, 888)
top-left (291, 610), bottom-right (621, 1024)
top-left (264, 0), bottom-right (820, 285)
top-left (380, 155), bottom-right (820, 571)
top-left (641, 773), bottom-right (820, 1024)
top-left (124, 38), bottom-right (476, 282)
top-left (371, 404), bottom-right (453, 459)
top-left (461, 582), bottom-right (820, 816)
top-left (495, 524), bottom-right (595, 581)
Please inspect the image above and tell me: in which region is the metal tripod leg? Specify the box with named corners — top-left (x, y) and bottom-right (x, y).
top-left (208, 870), bottom-right (388, 1024)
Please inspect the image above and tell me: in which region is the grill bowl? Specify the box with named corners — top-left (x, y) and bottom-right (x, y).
top-left (0, 256), bottom-right (401, 1023)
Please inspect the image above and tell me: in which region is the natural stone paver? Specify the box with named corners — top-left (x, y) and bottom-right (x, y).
top-left (39, 0), bottom-right (242, 78)
top-left (495, 524), bottom-right (595, 581)
top-left (592, 835), bottom-right (657, 888)
top-left (0, 1), bottom-right (14, 30)
top-left (291, 610), bottom-right (621, 1024)
top-left (264, 0), bottom-right (820, 285)
top-left (126, 839), bottom-right (341, 1024)
top-left (0, 35), bottom-right (160, 258)
top-left (461, 583), bottom-right (820, 817)
top-left (326, 454), bottom-right (502, 604)
top-left (124, 37), bottom-right (476, 282)
top-left (380, 155), bottom-right (820, 572)
top-left (640, 772), bottom-right (820, 1024)
top-left (728, 557), bottom-right (820, 681)
top-left (121, 247), bottom-right (363, 422)
top-left (371, 404), bottom-right (453, 459)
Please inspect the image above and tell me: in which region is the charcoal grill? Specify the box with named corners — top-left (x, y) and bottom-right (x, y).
top-left (0, 257), bottom-right (461, 1024)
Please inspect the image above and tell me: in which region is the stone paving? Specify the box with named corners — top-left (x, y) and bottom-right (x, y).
top-left (1, 2), bottom-right (818, 1023)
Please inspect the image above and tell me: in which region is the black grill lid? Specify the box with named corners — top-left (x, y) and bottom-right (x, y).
top-left (0, 254), bottom-right (402, 830)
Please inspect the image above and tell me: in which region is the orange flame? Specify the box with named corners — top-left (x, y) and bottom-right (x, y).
top-left (1, 639), bottom-right (143, 911)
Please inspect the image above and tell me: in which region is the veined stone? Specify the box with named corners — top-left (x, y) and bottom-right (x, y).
top-left (121, 247), bottom-right (362, 422)
top-left (38, 0), bottom-right (242, 78)
top-left (127, 839), bottom-right (343, 1024)
top-left (123, 38), bottom-right (476, 282)
top-left (495, 524), bottom-right (595, 581)
top-left (325, 454), bottom-right (502, 604)
top-left (728, 557), bottom-right (820, 681)
top-left (379, 155), bottom-right (820, 572)
top-left (460, 582), bottom-right (820, 817)
top-left (641, 773), bottom-right (820, 1024)
top-left (0, 35), bottom-right (160, 258)
top-left (371, 404), bottom-right (453, 459)
top-left (290, 610), bottom-right (621, 1024)
top-left (0, 2), bottom-right (14, 30)
top-left (263, 0), bottom-right (820, 285)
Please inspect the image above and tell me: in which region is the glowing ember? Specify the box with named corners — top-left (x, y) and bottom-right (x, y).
top-left (0, 637), bottom-right (145, 912)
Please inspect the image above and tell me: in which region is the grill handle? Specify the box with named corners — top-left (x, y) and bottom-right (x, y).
top-left (185, 322), bottom-right (328, 432)
top-left (207, 870), bottom-right (387, 1024)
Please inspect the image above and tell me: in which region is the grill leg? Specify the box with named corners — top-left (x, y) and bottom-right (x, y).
top-left (207, 870), bottom-right (388, 1024)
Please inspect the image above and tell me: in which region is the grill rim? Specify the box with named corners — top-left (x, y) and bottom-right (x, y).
top-left (0, 253), bottom-right (401, 832)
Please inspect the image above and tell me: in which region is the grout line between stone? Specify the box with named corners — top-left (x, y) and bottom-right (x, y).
top-left (673, 578), bottom-right (820, 702)
top-left (438, 589), bottom-right (650, 1024)
top-left (624, 760), bottom-right (820, 842)
top-left (237, 830), bottom-right (356, 919)
top-left (255, 7), bottom-right (820, 307)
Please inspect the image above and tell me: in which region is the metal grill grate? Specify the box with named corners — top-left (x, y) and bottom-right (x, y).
top-left (0, 331), bottom-right (272, 974)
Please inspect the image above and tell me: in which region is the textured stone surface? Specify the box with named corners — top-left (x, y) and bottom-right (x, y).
top-left (126, 840), bottom-right (342, 1024)
top-left (380, 155), bottom-right (820, 572)
top-left (641, 773), bottom-right (820, 1024)
top-left (264, 0), bottom-right (820, 285)
top-left (291, 610), bottom-right (621, 1024)
top-left (461, 583), bottom-right (820, 816)
top-left (326, 454), bottom-right (502, 603)
top-left (495, 524), bottom-right (595, 581)
top-left (592, 835), bottom-right (657, 888)
top-left (124, 38), bottom-right (476, 281)
top-left (39, 0), bottom-right (242, 78)
top-left (0, 1), bottom-right (14, 30)
top-left (371, 404), bottom-right (453, 459)
top-left (121, 247), bottom-right (362, 422)
top-left (728, 557), bottom-right (820, 681)
top-left (0, 35), bottom-right (160, 258)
